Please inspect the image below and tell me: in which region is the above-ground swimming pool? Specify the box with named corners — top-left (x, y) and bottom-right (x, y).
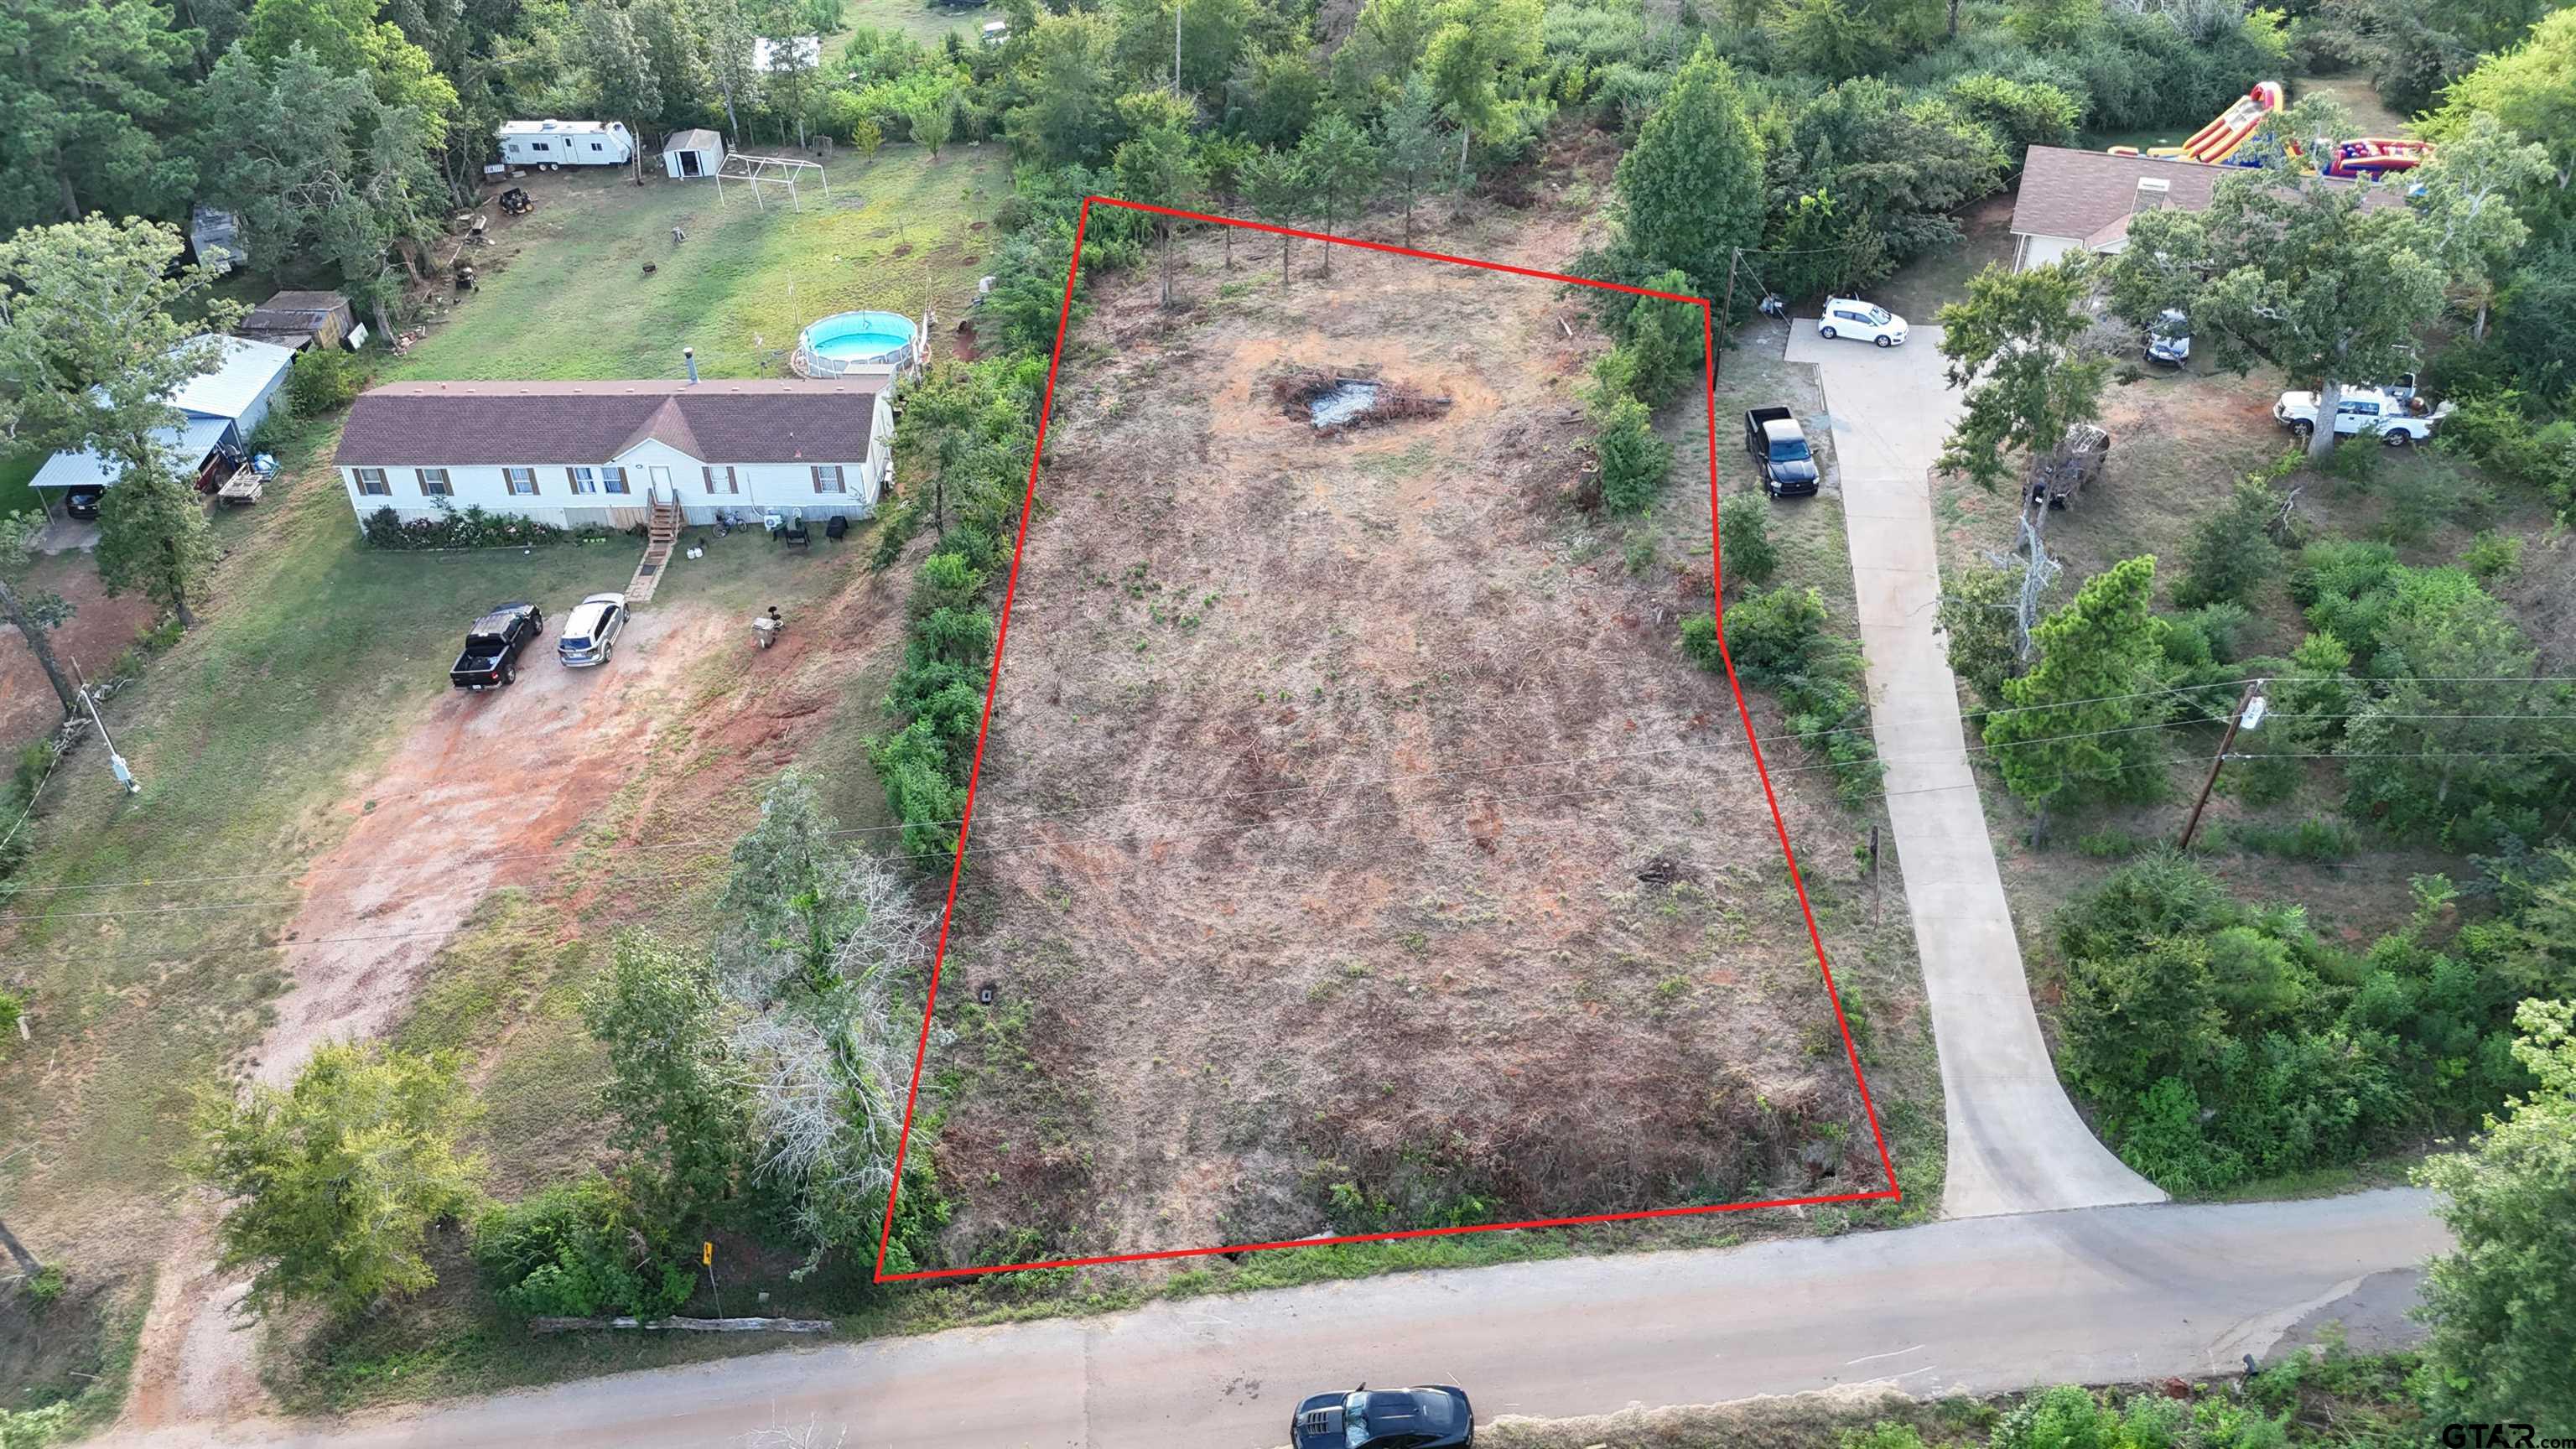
top-left (797, 310), bottom-right (918, 376)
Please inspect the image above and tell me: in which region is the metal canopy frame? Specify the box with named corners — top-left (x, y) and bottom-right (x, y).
top-left (714, 152), bottom-right (828, 210)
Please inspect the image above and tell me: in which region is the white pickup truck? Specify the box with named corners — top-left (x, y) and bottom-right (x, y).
top-left (2272, 387), bottom-right (2449, 446)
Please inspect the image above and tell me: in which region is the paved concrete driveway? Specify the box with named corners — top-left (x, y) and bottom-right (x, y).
top-left (1783, 320), bottom-right (2163, 1218)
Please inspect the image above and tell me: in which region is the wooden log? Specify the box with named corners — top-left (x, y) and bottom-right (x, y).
top-left (527, 1315), bottom-right (834, 1335)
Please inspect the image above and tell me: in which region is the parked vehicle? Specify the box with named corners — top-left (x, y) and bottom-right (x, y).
top-left (64, 486), bottom-right (103, 520)
top-left (1293, 1385), bottom-right (1474, 1449)
top-left (1743, 407), bottom-right (1820, 497)
top-left (2272, 387), bottom-right (2445, 445)
top-left (2145, 309), bottom-right (2190, 367)
top-left (1817, 298), bottom-right (1908, 348)
top-left (450, 602), bottom-right (544, 689)
top-left (556, 593), bottom-right (628, 667)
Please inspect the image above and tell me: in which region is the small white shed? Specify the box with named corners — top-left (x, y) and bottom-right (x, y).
top-left (662, 128), bottom-right (725, 179)
top-left (496, 119), bottom-right (635, 167)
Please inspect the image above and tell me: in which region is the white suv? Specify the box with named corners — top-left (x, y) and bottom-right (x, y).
top-left (1818, 298), bottom-right (1909, 348)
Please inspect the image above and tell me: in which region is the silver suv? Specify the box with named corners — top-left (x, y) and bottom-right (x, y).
top-left (557, 592), bottom-right (628, 667)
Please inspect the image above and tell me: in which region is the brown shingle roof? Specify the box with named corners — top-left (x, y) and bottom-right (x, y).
top-left (334, 378), bottom-right (885, 467)
top-left (2009, 146), bottom-right (2402, 242)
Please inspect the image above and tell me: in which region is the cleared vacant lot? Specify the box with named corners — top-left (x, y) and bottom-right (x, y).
top-left (922, 226), bottom-right (1898, 1268)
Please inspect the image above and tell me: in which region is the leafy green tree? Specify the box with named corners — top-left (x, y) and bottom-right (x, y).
top-left (906, 96), bottom-right (953, 157)
top-left (0, 216), bottom-right (241, 465)
top-left (2312, 0), bottom-right (2562, 116)
top-left (1240, 147), bottom-right (1311, 288)
top-left (0, 513), bottom-right (79, 716)
top-left (1376, 71), bottom-right (1449, 247)
top-left (1935, 257), bottom-right (2107, 493)
top-left (1609, 44), bottom-right (1761, 298)
top-left (2107, 174), bottom-right (2446, 462)
top-left (195, 43), bottom-right (442, 340)
top-left (700, 0), bottom-right (762, 138)
top-left (580, 1), bottom-right (662, 157)
top-left (1420, 0), bottom-right (1542, 185)
top-left (1771, 0), bottom-right (1943, 80)
top-left (185, 1044), bottom-right (485, 1314)
top-left (1944, 72), bottom-right (2079, 164)
top-left (2412, 112), bottom-right (2558, 338)
top-left (96, 457), bottom-right (221, 629)
top-left (1233, 44), bottom-right (1323, 147)
top-left (1011, 12), bottom-right (1119, 165)
top-left (0, 0), bottom-right (196, 231)
top-left (1109, 0), bottom-right (1249, 103)
top-left (2415, 997), bottom-right (2576, 1433)
top-left (2172, 475), bottom-right (2286, 609)
top-left (1983, 556), bottom-right (2170, 813)
top-left (1717, 493), bottom-right (1775, 595)
top-left (1768, 79), bottom-right (2004, 297)
top-left (2338, 569), bottom-right (2570, 847)
top-left (1607, 270), bottom-right (1705, 403)
top-left (1112, 122), bottom-right (1203, 304)
top-left (2496, 241), bottom-right (2576, 397)
top-left (242, 0), bottom-right (457, 141)
top-left (1593, 392), bottom-right (1671, 514)
top-left (584, 936), bottom-right (750, 1215)
top-left (2428, 8), bottom-right (2576, 237)
top-left (1194, 132), bottom-right (1254, 265)
top-left (1294, 112), bottom-right (1378, 275)
top-left (1335, 0), bottom-right (1439, 106)
top-left (1937, 562), bottom-right (2021, 707)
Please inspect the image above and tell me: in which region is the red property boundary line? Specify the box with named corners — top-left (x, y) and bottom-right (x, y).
top-left (873, 198), bottom-right (1901, 1283)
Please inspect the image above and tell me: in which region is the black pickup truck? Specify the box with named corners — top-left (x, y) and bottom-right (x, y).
top-left (450, 602), bottom-right (544, 690)
top-left (1744, 407), bottom-right (1820, 497)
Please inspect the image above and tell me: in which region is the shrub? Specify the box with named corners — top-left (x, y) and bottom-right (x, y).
top-left (23, 1265), bottom-right (65, 1307)
top-left (2172, 477), bottom-right (2283, 609)
top-left (0, 987), bottom-right (20, 1043)
top-left (472, 1176), bottom-right (693, 1321)
top-left (2463, 528), bottom-right (2524, 580)
top-left (357, 502), bottom-right (587, 551)
top-left (1593, 392), bottom-right (1672, 514)
top-left (1683, 586), bottom-right (1882, 803)
top-left (2228, 816), bottom-right (2360, 860)
top-left (285, 347), bottom-right (362, 416)
top-left (1718, 493), bottom-right (1776, 590)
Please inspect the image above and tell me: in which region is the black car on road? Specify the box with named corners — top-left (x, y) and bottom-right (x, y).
top-left (450, 602), bottom-right (545, 690)
top-left (1292, 1384), bottom-right (1473, 1449)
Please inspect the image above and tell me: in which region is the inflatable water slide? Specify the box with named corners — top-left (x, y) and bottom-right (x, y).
top-left (2107, 81), bottom-right (2284, 167)
top-left (2318, 137), bottom-right (2435, 178)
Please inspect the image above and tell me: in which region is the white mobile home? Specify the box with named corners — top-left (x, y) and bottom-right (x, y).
top-left (496, 120), bottom-right (636, 167)
top-left (662, 128), bottom-right (726, 179)
top-left (332, 378), bottom-right (895, 529)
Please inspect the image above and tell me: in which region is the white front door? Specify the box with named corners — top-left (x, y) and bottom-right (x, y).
top-left (647, 465), bottom-right (673, 502)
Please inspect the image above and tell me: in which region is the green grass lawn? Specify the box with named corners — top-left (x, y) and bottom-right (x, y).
top-left (842, 0), bottom-right (996, 49)
top-left (393, 143), bottom-right (1006, 383)
top-left (0, 444), bottom-right (44, 519)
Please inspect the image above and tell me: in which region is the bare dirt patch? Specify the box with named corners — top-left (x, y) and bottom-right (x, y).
top-left (925, 227), bottom-right (1886, 1270)
top-left (0, 555), bottom-right (160, 747)
top-left (119, 600), bottom-right (729, 1432)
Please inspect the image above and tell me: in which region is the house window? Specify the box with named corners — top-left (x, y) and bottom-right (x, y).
top-left (355, 468), bottom-right (390, 496)
top-left (600, 466), bottom-right (630, 495)
top-left (417, 468), bottom-right (451, 496)
top-left (704, 465), bottom-right (738, 493)
top-left (505, 467), bottom-right (539, 496)
top-left (530, 140), bottom-right (551, 153)
top-left (569, 466), bottom-right (598, 493)
top-left (589, 142), bottom-right (604, 152)
top-left (812, 465), bottom-right (845, 493)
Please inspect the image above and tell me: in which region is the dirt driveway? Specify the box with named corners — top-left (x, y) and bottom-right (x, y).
top-left (123, 600), bottom-right (725, 1431)
top-left (0, 555), bottom-right (159, 745)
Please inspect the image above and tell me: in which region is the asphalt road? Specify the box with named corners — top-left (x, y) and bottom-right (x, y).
top-left (109, 1191), bottom-right (2446, 1449)
top-left (1784, 321), bottom-right (2167, 1218)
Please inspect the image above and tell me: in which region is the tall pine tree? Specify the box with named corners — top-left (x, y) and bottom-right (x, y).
top-left (1982, 555), bottom-right (2170, 814)
top-left (1610, 43), bottom-right (1763, 298)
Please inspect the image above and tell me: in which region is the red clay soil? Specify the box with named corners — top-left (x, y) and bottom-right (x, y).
top-left (0, 560), bottom-right (159, 746)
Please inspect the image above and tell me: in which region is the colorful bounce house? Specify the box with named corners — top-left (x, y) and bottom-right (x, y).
top-left (2106, 82), bottom-right (2433, 177)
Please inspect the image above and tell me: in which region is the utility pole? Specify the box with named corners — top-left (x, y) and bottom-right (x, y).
top-left (1867, 825), bottom-right (1882, 927)
top-left (1713, 247), bottom-right (1741, 381)
top-left (2179, 679), bottom-right (2267, 852)
top-left (1174, 0), bottom-right (1183, 96)
top-left (70, 658), bottom-right (140, 795)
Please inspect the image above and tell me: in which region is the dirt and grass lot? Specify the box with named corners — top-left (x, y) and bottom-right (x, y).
top-left (917, 211), bottom-right (1924, 1270)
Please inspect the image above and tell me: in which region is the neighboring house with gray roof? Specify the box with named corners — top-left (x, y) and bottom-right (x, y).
top-left (28, 334), bottom-right (294, 501)
top-left (2010, 146), bottom-right (2405, 271)
top-left (331, 377), bottom-right (894, 528)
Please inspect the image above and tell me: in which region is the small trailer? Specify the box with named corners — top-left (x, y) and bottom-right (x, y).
top-left (2029, 423), bottom-right (2108, 510)
top-left (495, 119), bottom-right (635, 167)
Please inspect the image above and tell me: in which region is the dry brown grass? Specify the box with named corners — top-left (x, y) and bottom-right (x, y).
top-left (921, 195), bottom-right (1914, 1271)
